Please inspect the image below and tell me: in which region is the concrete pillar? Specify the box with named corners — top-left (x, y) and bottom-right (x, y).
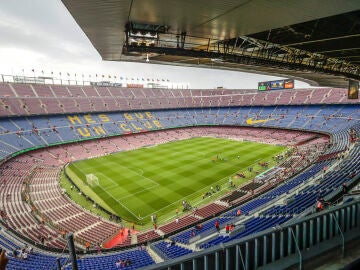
top-left (235, 245), bottom-right (240, 270)
top-left (254, 238), bottom-right (259, 269)
top-left (263, 235), bottom-right (268, 265)
top-left (245, 241), bottom-right (249, 270)
top-left (296, 225), bottom-right (300, 249)
top-left (204, 255), bottom-right (208, 270)
top-left (323, 215), bottom-right (327, 240)
top-left (288, 227), bottom-right (293, 255)
top-left (329, 214), bottom-right (334, 238)
top-left (309, 219), bottom-right (314, 246)
top-left (225, 248), bottom-right (230, 270)
top-left (351, 204), bottom-right (356, 228)
top-left (192, 259), bottom-right (197, 270)
top-left (346, 207), bottom-right (351, 231)
top-left (280, 231), bottom-right (284, 258)
top-left (215, 251), bottom-right (219, 270)
top-left (302, 222), bottom-right (307, 249)
top-left (316, 217), bottom-right (321, 243)
top-left (271, 232), bottom-right (276, 262)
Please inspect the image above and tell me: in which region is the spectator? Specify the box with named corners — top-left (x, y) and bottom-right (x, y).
top-left (22, 251), bottom-right (28, 260)
top-left (96, 243), bottom-right (101, 253)
top-left (215, 220), bottom-right (220, 232)
top-left (342, 182), bottom-right (348, 195)
top-left (17, 249), bottom-right (23, 259)
top-left (115, 259), bottom-right (121, 269)
top-left (85, 241), bottom-right (90, 252)
top-left (0, 250), bottom-right (9, 270)
top-left (236, 209), bottom-right (241, 216)
top-left (12, 249), bottom-right (18, 258)
top-left (316, 199), bottom-right (323, 212)
top-left (26, 246), bottom-right (33, 254)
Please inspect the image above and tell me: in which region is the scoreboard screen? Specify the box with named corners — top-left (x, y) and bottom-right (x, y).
top-left (258, 79), bottom-right (294, 91)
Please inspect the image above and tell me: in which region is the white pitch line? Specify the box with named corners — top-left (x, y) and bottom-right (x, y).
top-left (114, 163), bottom-right (159, 187)
top-left (99, 185), bottom-right (140, 220)
top-left (138, 149), bottom-right (286, 220)
top-left (73, 141), bottom-right (285, 221)
top-left (96, 172), bottom-right (121, 190)
top-left (69, 164), bottom-right (140, 219)
top-left (99, 172), bottom-right (158, 201)
top-left (97, 170), bottom-right (160, 218)
top-left (84, 162), bottom-right (162, 219)
top-left (119, 184), bottom-right (159, 200)
top-left (136, 168), bottom-right (239, 220)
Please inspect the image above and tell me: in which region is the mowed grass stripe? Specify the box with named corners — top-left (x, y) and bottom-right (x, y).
top-left (67, 137), bottom-right (286, 224)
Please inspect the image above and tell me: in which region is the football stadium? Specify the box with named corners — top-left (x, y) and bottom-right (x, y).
top-left (0, 1), bottom-right (360, 270)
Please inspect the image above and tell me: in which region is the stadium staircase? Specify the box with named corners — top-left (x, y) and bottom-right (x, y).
top-left (146, 245), bottom-right (164, 263)
top-left (154, 229), bottom-right (165, 236)
top-left (214, 200), bottom-right (229, 207)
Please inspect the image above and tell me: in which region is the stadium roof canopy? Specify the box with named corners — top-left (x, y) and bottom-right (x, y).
top-left (61, 0), bottom-right (360, 88)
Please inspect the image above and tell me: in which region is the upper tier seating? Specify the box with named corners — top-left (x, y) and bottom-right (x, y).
top-left (1, 83), bottom-right (358, 117)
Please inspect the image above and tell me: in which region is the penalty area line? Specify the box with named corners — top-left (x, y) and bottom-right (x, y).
top-left (100, 187), bottom-right (141, 221)
top-left (119, 184), bottom-right (159, 200)
top-left (96, 173), bottom-right (119, 190)
top-left (116, 163), bottom-right (159, 187)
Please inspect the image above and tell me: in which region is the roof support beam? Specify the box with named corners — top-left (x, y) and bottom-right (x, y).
top-left (284, 33), bottom-right (360, 47)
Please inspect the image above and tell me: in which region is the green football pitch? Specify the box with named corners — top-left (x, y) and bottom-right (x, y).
top-left (65, 137), bottom-right (286, 225)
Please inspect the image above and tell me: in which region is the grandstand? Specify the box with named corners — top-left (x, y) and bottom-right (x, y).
top-left (0, 1), bottom-right (360, 270)
top-left (0, 80), bottom-right (359, 269)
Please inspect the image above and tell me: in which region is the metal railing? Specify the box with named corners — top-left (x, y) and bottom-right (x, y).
top-left (140, 199), bottom-right (360, 270)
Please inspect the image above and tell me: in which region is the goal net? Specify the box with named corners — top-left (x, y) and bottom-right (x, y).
top-left (86, 174), bottom-right (99, 187)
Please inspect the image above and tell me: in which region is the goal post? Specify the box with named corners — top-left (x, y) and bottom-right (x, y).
top-left (86, 174), bottom-right (99, 187)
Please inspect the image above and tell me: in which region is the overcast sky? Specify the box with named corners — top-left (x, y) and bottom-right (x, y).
top-left (0, 0), bottom-right (312, 89)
